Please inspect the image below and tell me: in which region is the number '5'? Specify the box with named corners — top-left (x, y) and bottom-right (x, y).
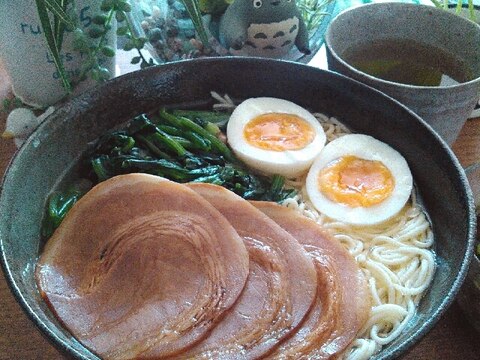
top-left (80, 6), bottom-right (92, 28)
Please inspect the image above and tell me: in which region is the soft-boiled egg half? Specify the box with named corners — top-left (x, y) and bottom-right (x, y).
top-left (306, 134), bottom-right (413, 225)
top-left (227, 97), bottom-right (326, 178)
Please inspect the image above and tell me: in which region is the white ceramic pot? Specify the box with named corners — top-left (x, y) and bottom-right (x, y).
top-left (0, 0), bottom-right (116, 108)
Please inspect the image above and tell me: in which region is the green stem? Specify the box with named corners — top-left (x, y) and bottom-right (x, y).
top-left (53, 0), bottom-right (69, 51)
top-left (468, 0), bottom-right (477, 21)
top-left (181, 0), bottom-right (209, 47)
top-left (97, 8), bottom-right (116, 55)
top-left (43, 0), bottom-right (76, 29)
top-left (159, 109), bottom-right (235, 162)
top-left (35, 0), bottom-right (72, 93)
top-left (136, 134), bottom-right (174, 159)
top-left (78, 7), bottom-right (116, 81)
top-left (123, 11), bottom-right (149, 64)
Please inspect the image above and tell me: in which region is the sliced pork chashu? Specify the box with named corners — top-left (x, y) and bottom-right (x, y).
top-left (253, 201), bottom-right (371, 359)
top-left (181, 183), bottom-right (317, 359)
top-left (35, 174), bottom-right (250, 360)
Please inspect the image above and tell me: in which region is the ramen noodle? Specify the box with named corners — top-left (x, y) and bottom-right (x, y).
top-left (212, 92), bottom-right (436, 359)
top-left (283, 113), bottom-right (435, 360)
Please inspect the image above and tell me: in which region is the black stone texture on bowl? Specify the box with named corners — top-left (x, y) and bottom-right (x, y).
top-left (457, 254), bottom-right (480, 333)
top-left (0, 57), bottom-right (476, 359)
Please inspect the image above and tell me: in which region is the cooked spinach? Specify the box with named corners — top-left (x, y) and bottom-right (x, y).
top-left (42, 181), bottom-right (92, 239)
top-left (41, 109), bottom-right (295, 238)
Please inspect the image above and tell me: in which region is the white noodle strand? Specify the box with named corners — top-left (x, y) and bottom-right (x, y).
top-left (280, 114), bottom-right (435, 359)
top-left (211, 94), bottom-right (435, 359)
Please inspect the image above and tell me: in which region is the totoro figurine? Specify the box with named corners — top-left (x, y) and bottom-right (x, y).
top-left (218, 0), bottom-right (311, 58)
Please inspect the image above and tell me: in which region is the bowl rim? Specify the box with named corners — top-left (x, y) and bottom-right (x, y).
top-left (0, 56), bottom-right (476, 360)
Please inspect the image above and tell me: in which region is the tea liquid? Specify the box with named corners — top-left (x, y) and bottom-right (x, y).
top-left (342, 39), bottom-right (474, 86)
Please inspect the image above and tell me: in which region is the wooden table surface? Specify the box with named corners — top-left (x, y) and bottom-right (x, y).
top-left (1, 59), bottom-right (480, 360)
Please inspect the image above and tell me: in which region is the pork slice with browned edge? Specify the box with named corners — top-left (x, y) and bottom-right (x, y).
top-left (179, 183), bottom-right (317, 360)
top-left (253, 201), bottom-right (371, 359)
top-left (36, 174), bottom-right (250, 360)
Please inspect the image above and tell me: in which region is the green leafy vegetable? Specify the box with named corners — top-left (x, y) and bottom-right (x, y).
top-left (171, 110), bottom-right (230, 129)
top-left (88, 110), bottom-right (295, 201)
top-left (41, 181), bottom-right (92, 238)
top-left (42, 109), bottom-right (296, 238)
top-left (157, 109), bottom-right (236, 162)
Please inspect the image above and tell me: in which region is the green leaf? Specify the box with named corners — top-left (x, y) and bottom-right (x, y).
top-left (131, 56), bottom-right (141, 64)
top-left (42, 185), bottom-right (89, 239)
top-left (90, 68), bottom-right (100, 81)
top-left (429, 0), bottom-right (442, 8)
top-left (88, 26), bottom-right (105, 39)
top-left (117, 26), bottom-right (129, 36)
top-left (116, 1), bottom-right (132, 12)
top-left (468, 0), bottom-right (477, 22)
top-left (98, 67), bottom-right (112, 81)
top-left (181, 0), bottom-right (210, 47)
top-left (72, 28), bottom-right (89, 52)
top-left (116, 11), bottom-right (126, 22)
top-left (41, 0), bottom-right (76, 30)
top-left (100, 0), bottom-right (115, 11)
top-left (14, 97), bottom-right (23, 107)
top-left (2, 98), bottom-right (11, 109)
top-left (123, 40), bottom-right (135, 51)
top-left (92, 14), bottom-right (108, 25)
top-left (53, 0), bottom-right (69, 51)
top-left (134, 37), bottom-right (148, 48)
top-left (199, 0), bottom-right (229, 15)
top-left (35, 0), bottom-right (72, 92)
top-left (101, 45), bottom-right (115, 57)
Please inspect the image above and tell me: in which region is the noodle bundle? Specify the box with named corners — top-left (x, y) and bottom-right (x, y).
top-left (282, 116), bottom-right (435, 360)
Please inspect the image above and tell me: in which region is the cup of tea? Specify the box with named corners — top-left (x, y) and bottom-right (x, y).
top-left (325, 2), bottom-right (480, 145)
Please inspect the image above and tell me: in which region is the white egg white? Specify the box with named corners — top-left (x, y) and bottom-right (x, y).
top-left (227, 97), bottom-right (326, 178)
top-left (306, 134), bottom-right (413, 225)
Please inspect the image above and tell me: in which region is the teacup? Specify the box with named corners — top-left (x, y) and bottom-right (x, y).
top-left (325, 2), bottom-right (480, 145)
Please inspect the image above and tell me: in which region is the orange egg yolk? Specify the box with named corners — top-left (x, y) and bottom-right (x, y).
top-left (318, 155), bottom-right (395, 208)
top-left (243, 113), bottom-right (315, 151)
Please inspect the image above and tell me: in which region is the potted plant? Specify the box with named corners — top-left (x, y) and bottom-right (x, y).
top-left (0, 0), bottom-right (121, 108)
top-left (432, 0), bottom-right (479, 21)
top-left (0, 0), bottom-right (148, 144)
top-left (1, 0), bottom-right (334, 144)
top-left (128, 0), bottom-right (336, 63)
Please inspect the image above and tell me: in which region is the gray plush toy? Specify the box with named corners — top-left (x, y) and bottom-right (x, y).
top-left (218, 0), bottom-right (311, 58)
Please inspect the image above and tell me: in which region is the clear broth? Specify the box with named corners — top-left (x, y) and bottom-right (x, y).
top-left (342, 39), bottom-right (474, 87)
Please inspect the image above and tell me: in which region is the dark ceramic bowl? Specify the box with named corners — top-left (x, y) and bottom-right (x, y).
top-left (457, 162), bottom-right (480, 333)
top-left (457, 254), bottom-right (480, 333)
top-left (0, 57), bottom-right (476, 359)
